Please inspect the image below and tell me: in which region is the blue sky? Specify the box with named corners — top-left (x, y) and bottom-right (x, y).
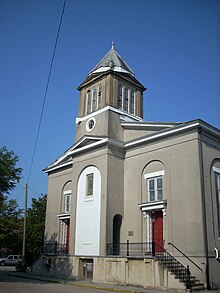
top-left (1, 0), bottom-right (220, 208)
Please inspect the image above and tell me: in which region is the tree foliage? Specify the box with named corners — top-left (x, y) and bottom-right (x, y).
top-left (26, 194), bottom-right (47, 265)
top-left (0, 196), bottom-right (23, 255)
top-left (0, 146), bottom-right (22, 197)
top-left (0, 147), bottom-right (23, 256)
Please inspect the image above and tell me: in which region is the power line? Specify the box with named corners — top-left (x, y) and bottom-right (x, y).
top-left (27, 0), bottom-right (67, 184)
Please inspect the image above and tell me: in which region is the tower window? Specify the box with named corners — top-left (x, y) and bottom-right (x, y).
top-left (124, 88), bottom-right (129, 112)
top-left (86, 91), bottom-right (91, 114)
top-left (85, 84), bottom-right (102, 115)
top-left (118, 84), bottom-right (136, 115)
top-left (92, 87), bottom-right (97, 112)
top-left (118, 85), bottom-right (123, 110)
top-left (98, 84), bottom-right (102, 109)
top-left (130, 90), bottom-right (135, 115)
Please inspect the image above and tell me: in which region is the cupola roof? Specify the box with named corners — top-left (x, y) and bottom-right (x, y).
top-left (89, 42), bottom-right (135, 77)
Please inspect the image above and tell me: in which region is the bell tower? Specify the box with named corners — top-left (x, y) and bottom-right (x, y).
top-left (75, 43), bottom-right (146, 141)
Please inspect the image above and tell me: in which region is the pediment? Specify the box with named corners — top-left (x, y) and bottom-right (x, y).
top-left (72, 135), bottom-right (107, 151)
top-left (44, 136), bottom-right (108, 173)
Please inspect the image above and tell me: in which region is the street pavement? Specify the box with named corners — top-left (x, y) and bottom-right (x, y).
top-left (0, 266), bottom-right (217, 293)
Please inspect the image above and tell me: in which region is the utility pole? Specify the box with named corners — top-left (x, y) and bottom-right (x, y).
top-left (22, 183), bottom-right (28, 259)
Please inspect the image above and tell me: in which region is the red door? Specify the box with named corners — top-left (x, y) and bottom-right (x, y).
top-left (152, 211), bottom-right (163, 251)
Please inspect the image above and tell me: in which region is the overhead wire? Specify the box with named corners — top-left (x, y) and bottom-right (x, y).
top-left (27, 0), bottom-right (67, 184)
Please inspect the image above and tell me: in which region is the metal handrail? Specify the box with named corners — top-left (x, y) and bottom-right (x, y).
top-left (153, 242), bottom-right (192, 290)
top-left (168, 242), bottom-right (203, 271)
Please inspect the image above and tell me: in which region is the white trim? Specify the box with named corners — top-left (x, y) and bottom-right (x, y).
top-left (74, 135), bottom-right (104, 149)
top-left (71, 139), bottom-right (108, 155)
top-left (121, 122), bottom-right (177, 128)
top-left (144, 170), bottom-right (165, 179)
top-left (75, 105), bottom-right (143, 126)
top-left (213, 166), bottom-right (220, 174)
top-left (44, 137), bottom-right (124, 173)
top-left (125, 121), bottom-right (220, 148)
top-left (90, 66), bottom-right (135, 76)
top-left (64, 190), bottom-right (71, 195)
top-left (125, 122), bottom-right (200, 148)
top-left (139, 200), bottom-right (167, 212)
top-left (44, 161), bottom-right (72, 173)
top-left (57, 213), bottom-right (70, 220)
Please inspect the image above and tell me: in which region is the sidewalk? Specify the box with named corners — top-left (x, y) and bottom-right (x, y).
top-left (9, 271), bottom-right (184, 293)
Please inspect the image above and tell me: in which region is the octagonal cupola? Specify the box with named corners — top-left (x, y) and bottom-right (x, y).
top-left (89, 42), bottom-right (135, 77)
top-left (77, 43), bottom-right (146, 119)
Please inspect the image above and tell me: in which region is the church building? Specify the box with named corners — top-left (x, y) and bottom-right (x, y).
top-left (40, 43), bottom-right (220, 290)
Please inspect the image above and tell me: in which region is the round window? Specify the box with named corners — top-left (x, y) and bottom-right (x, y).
top-left (86, 118), bottom-right (96, 132)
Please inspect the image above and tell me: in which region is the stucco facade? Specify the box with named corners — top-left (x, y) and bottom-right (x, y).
top-left (42, 45), bottom-right (220, 290)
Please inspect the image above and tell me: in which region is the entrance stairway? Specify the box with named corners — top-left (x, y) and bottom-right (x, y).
top-left (154, 244), bottom-right (205, 291)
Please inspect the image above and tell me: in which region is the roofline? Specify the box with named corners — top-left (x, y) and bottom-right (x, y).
top-left (43, 161), bottom-right (73, 173)
top-left (44, 118), bottom-right (220, 173)
top-left (77, 69), bottom-right (146, 91)
top-left (76, 105), bottom-right (143, 126)
top-left (121, 121), bottom-right (182, 129)
top-left (125, 119), bottom-right (220, 148)
top-left (44, 136), bottom-right (124, 173)
top-left (89, 46), bottom-right (135, 76)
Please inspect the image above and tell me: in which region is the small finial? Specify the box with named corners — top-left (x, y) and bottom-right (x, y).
top-left (111, 41), bottom-right (115, 50)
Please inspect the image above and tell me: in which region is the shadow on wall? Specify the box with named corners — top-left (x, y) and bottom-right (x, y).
top-left (32, 233), bottom-right (75, 279)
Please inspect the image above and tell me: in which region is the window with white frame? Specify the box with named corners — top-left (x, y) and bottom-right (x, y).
top-left (144, 171), bottom-right (165, 202)
top-left (213, 167), bottom-right (220, 238)
top-left (64, 191), bottom-right (71, 213)
top-left (117, 84), bottom-right (136, 115)
top-left (147, 177), bottom-right (163, 201)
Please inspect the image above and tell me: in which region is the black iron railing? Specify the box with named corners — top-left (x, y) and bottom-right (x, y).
top-left (43, 242), bottom-right (69, 255)
top-left (168, 242), bottom-right (203, 271)
top-left (107, 241), bottom-right (153, 257)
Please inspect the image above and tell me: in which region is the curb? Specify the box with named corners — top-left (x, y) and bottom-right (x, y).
top-left (8, 272), bottom-right (145, 292)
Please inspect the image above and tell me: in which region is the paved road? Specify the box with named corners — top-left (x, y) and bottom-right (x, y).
top-left (0, 267), bottom-right (113, 293)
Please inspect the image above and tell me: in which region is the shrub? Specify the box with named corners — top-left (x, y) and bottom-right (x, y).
top-left (15, 261), bottom-right (27, 272)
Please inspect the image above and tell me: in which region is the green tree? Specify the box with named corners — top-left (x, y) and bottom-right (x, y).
top-left (26, 194), bottom-right (47, 266)
top-left (0, 146), bottom-right (22, 198)
top-left (0, 197), bottom-right (23, 255)
top-left (0, 146), bottom-right (23, 256)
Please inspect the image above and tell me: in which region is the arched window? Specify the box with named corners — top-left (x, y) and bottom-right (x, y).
top-left (86, 90), bottom-right (91, 114)
top-left (117, 84), bottom-right (136, 115)
top-left (92, 87), bottom-right (97, 112)
top-left (97, 84), bottom-right (102, 109)
top-left (118, 85), bottom-right (123, 110)
top-left (129, 90), bottom-right (135, 115)
top-left (124, 87), bottom-right (129, 112)
top-left (64, 190), bottom-right (71, 213)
